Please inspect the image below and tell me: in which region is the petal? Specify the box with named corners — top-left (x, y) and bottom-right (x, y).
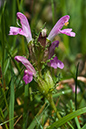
top-left (23, 69), bottom-right (33, 84)
top-left (48, 40), bottom-right (59, 59)
top-left (9, 27), bottom-right (27, 37)
top-left (14, 56), bottom-right (36, 76)
top-left (59, 29), bottom-right (76, 37)
top-left (48, 56), bottom-right (64, 69)
top-left (47, 15), bottom-right (70, 41)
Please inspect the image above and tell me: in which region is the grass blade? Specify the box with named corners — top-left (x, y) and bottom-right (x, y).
top-left (70, 100), bottom-right (81, 129)
top-left (81, 124), bottom-right (86, 129)
top-left (0, 116), bottom-right (17, 126)
top-left (47, 107), bottom-right (86, 129)
top-left (9, 78), bottom-right (15, 129)
top-left (23, 84), bottom-right (29, 129)
top-left (27, 103), bottom-right (48, 129)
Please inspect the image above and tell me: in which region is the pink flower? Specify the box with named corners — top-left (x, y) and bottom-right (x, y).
top-left (48, 41), bottom-right (64, 69)
top-left (70, 84), bottom-right (80, 93)
top-left (14, 56), bottom-right (36, 84)
top-left (9, 12), bottom-right (32, 43)
top-left (47, 15), bottom-right (75, 41)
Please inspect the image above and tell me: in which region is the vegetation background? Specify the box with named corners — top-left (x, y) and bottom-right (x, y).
top-left (0, 0), bottom-right (86, 129)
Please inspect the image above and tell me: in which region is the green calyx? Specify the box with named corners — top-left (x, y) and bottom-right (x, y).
top-left (36, 70), bottom-right (54, 96)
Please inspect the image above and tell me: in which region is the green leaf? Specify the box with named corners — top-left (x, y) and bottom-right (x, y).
top-left (27, 103), bottom-right (48, 129)
top-left (1, 1), bottom-right (6, 74)
top-left (23, 84), bottom-right (29, 129)
top-left (47, 107), bottom-right (86, 129)
top-left (4, 58), bottom-right (10, 76)
top-left (9, 79), bottom-right (15, 129)
top-left (81, 124), bottom-right (86, 129)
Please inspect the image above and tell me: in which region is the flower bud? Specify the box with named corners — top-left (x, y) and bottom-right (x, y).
top-left (44, 70), bottom-right (54, 91)
top-left (38, 29), bottom-right (47, 48)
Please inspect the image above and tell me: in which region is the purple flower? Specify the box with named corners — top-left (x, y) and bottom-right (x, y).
top-left (9, 12), bottom-right (32, 43)
top-left (14, 56), bottom-right (36, 84)
top-left (48, 41), bottom-right (64, 69)
top-left (23, 70), bottom-right (33, 84)
top-left (47, 15), bottom-right (75, 41)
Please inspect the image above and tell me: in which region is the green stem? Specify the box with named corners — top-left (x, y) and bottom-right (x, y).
top-left (47, 94), bottom-right (66, 129)
top-left (51, 0), bottom-right (55, 25)
top-left (75, 63), bottom-right (79, 110)
top-left (46, 94), bottom-right (61, 119)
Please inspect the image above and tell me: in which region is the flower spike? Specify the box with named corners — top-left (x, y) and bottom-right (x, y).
top-left (9, 12), bottom-right (32, 43)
